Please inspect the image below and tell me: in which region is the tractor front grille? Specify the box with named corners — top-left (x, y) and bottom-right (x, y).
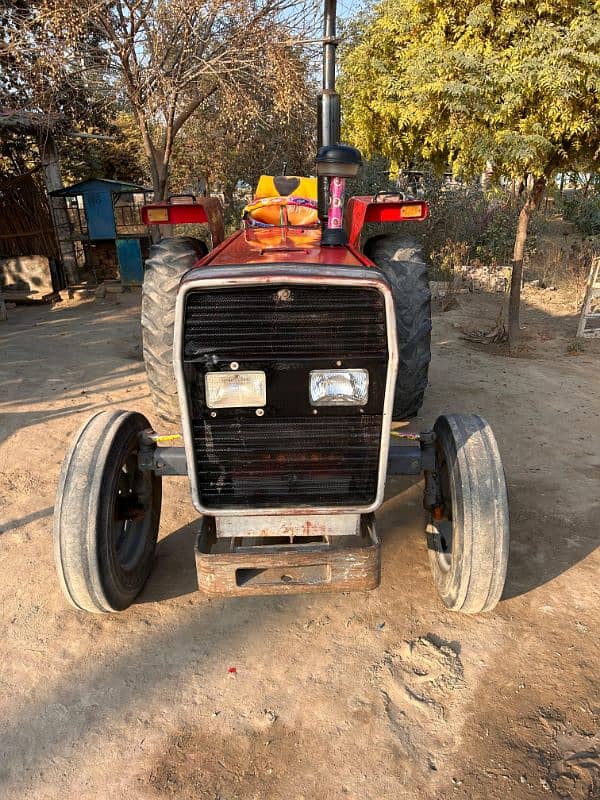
top-left (183, 285), bottom-right (387, 360)
top-left (181, 283), bottom-right (389, 510)
top-left (192, 416), bottom-right (381, 507)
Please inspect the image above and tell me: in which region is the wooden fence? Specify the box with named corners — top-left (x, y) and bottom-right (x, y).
top-left (0, 168), bottom-right (59, 259)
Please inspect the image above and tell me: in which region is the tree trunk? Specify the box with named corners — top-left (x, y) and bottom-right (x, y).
top-left (150, 158), bottom-right (174, 239)
top-left (152, 163), bottom-right (169, 201)
top-left (508, 175), bottom-right (546, 352)
top-left (38, 134), bottom-right (79, 286)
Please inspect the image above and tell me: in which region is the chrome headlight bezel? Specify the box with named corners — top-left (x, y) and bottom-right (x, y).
top-left (204, 370), bottom-right (267, 409)
top-left (309, 368), bottom-right (369, 407)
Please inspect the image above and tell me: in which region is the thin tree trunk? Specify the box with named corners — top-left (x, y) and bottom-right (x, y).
top-left (508, 175), bottom-right (546, 351)
top-left (151, 158), bottom-right (173, 238)
top-left (153, 169), bottom-right (169, 201)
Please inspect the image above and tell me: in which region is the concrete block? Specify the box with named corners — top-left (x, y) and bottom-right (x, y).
top-left (0, 255), bottom-right (54, 295)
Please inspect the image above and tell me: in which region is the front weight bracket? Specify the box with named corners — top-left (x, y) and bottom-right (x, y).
top-left (387, 430), bottom-right (436, 475)
top-left (386, 430), bottom-right (440, 510)
top-left (138, 430), bottom-right (188, 476)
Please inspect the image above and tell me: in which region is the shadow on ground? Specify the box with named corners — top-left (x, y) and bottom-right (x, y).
top-left (0, 297), bottom-right (145, 448)
top-left (137, 522), bottom-right (200, 604)
top-left (502, 493), bottom-right (600, 600)
top-left (0, 506), bottom-right (53, 535)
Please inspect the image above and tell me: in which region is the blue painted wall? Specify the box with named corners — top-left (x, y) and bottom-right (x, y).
top-left (116, 238), bottom-right (144, 284)
top-left (84, 192), bottom-right (117, 240)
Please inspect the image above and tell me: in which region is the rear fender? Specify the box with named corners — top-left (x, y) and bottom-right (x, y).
top-left (345, 195), bottom-right (429, 250)
top-left (141, 196), bottom-right (225, 248)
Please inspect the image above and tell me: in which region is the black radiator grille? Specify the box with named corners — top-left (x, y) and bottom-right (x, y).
top-left (192, 416), bottom-right (381, 507)
top-left (182, 284), bottom-right (388, 509)
top-left (183, 286), bottom-right (386, 360)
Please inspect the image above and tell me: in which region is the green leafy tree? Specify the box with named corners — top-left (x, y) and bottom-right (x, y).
top-left (340, 0), bottom-right (600, 348)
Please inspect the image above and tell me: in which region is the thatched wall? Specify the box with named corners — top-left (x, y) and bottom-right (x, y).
top-left (0, 168), bottom-right (59, 259)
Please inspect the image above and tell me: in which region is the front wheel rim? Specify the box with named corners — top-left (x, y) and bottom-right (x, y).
top-left (432, 446), bottom-right (453, 573)
top-left (431, 518), bottom-right (453, 572)
top-left (112, 451), bottom-right (154, 572)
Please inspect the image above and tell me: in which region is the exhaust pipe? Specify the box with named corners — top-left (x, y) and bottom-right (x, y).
top-left (318, 0), bottom-right (340, 147)
top-left (317, 0), bottom-right (340, 223)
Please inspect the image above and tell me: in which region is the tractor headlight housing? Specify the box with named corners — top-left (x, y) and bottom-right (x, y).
top-left (309, 369), bottom-right (369, 406)
top-left (205, 371), bottom-right (266, 409)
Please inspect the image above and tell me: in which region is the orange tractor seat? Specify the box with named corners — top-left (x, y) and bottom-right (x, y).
top-left (243, 175), bottom-right (319, 227)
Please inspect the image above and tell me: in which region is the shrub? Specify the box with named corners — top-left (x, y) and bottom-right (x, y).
top-left (352, 160), bottom-right (547, 266)
top-left (561, 193), bottom-right (600, 236)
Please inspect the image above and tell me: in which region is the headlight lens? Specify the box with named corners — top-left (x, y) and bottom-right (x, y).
top-left (309, 369), bottom-right (369, 406)
top-left (205, 371), bottom-right (266, 409)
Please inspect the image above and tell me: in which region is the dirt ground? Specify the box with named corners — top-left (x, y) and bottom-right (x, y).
top-left (1, 286), bottom-right (599, 800)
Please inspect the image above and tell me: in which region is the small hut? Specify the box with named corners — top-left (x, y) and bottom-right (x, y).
top-left (50, 179), bottom-right (153, 285)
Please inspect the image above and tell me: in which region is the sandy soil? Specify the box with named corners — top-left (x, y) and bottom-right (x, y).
top-left (0, 288), bottom-right (599, 800)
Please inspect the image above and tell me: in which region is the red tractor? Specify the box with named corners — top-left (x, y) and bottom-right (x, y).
top-left (53, 0), bottom-right (509, 614)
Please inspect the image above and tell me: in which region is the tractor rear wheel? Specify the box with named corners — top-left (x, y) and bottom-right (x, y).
top-left (53, 410), bottom-right (162, 613)
top-left (427, 413), bottom-right (510, 613)
top-left (364, 235), bottom-right (431, 420)
top-left (142, 236), bottom-right (207, 425)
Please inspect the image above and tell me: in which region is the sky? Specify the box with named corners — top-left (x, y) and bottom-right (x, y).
top-left (338, 0), bottom-right (365, 19)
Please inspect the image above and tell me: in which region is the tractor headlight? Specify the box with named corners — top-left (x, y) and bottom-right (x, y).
top-left (205, 371), bottom-right (266, 409)
top-left (309, 369), bottom-right (369, 406)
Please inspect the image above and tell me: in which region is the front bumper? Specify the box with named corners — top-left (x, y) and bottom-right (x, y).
top-left (195, 514), bottom-right (380, 596)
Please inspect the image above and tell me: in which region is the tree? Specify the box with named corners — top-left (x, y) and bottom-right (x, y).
top-left (0, 1), bottom-right (112, 135)
top-left (6, 0), bottom-right (315, 201)
top-left (170, 63), bottom-right (316, 212)
top-left (59, 113), bottom-right (149, 186)
top-left (339, 0), bottom-right (600, 349)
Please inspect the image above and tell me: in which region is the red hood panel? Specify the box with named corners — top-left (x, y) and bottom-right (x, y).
top-left (201, 229), bottom-right (368, 268)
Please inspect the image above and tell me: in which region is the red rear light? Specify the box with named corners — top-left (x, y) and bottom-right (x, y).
top-left (363, 200), bottom-right (428, 224)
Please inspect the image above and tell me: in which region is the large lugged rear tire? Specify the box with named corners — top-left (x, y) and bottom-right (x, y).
top-left (427, 413), bottom-right (510, 614)
top-left (53, 410), bottom-right (162, 613)
top-left (364, 235), bottom-right (431, 420)
top-left (141, 237), bottom-right (207, 425)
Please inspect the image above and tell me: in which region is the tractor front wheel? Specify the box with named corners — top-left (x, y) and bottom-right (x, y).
top-left (427, 413), bottom-right (510, 613)
top-left (142, 236), bottom-right (208, 425)
top-left (53, 410), bottom-right (162, 613)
